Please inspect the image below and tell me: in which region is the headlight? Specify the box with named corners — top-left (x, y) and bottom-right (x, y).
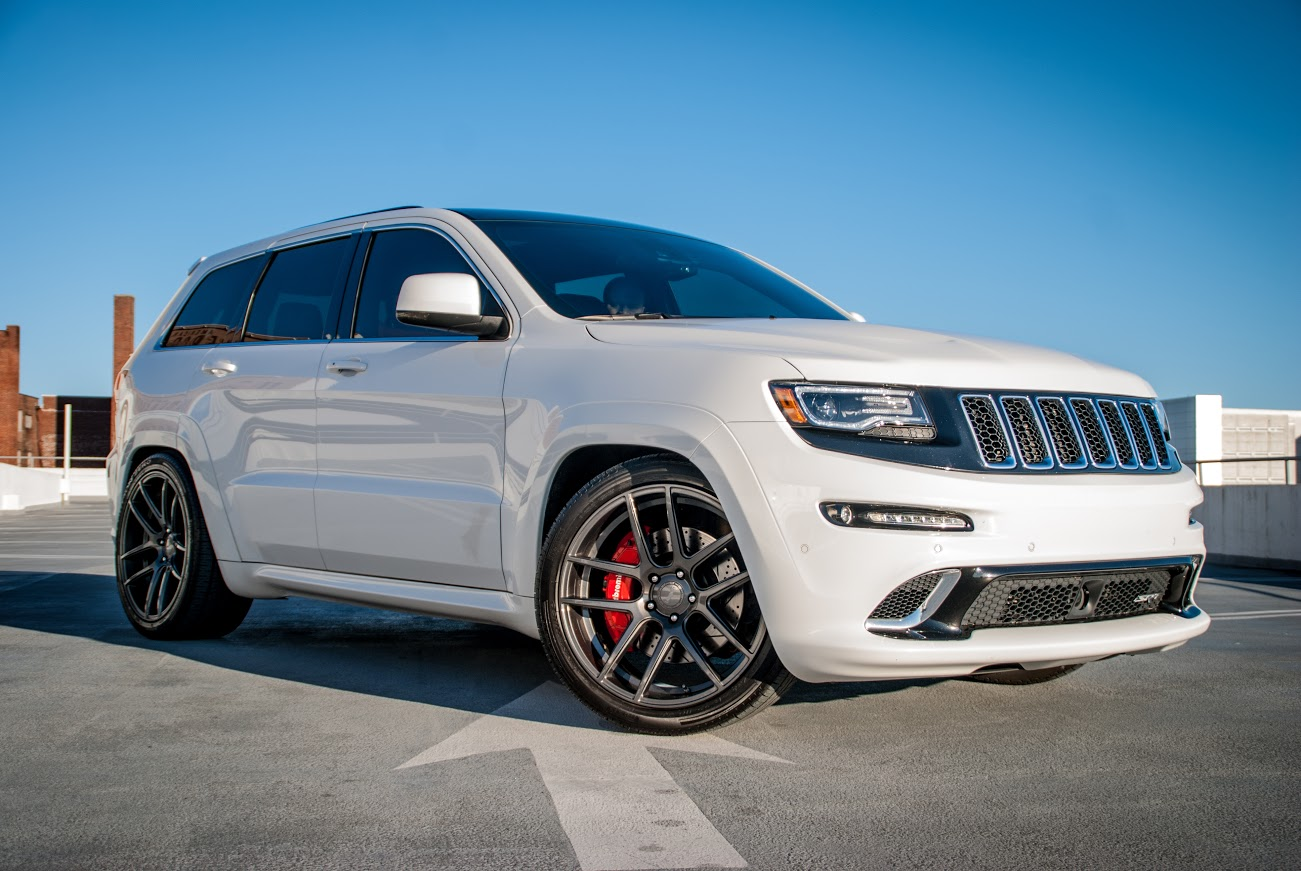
top-left (770, 382), bottom-right (935, 440)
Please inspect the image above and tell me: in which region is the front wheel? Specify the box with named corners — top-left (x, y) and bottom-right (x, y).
top-left (537, 456), bottom-right (793, 734)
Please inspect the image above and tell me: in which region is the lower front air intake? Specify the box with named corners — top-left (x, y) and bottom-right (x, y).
top-left (867, 557), bottom-right (1202, 640)
top-left (962, 569), bottom-right (1173, 629)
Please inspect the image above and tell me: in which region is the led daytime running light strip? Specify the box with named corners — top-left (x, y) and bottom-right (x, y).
top-left (821, 502), bottom-right (974, 531)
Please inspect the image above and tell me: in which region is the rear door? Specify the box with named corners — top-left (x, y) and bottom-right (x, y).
top-left (313, 224), bottom-right (513, 588)
top-left (189, 234), bottom-right (357, 569)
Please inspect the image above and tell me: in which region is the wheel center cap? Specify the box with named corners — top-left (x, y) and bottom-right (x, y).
top-left (164, 538), bottom-right (178, 560)
top-left (653, 579), bottom-right (688, 615)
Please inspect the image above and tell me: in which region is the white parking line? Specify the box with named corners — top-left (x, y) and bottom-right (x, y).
top-left (0, 526), bottom-right (110, 531)
top-left (0, 554), bottom-right (113, 559)
top-left (0, 533), bottom-right (111, 539)
top-left (401, 681), bottom-right (785, 870)
top-left (1210, 609), bottom-right (1301, 621)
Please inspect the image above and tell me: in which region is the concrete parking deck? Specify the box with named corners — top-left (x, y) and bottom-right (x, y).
top-left (1, 500), bottom-right (1298, 870)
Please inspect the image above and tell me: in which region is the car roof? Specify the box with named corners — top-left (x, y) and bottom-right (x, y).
top-left (192, 207), bottom-right (706, 279)
top-left (448, 208), bottom-right (702, 240)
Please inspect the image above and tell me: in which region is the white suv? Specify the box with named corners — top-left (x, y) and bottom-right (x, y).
top-left (109, 207), bottom-right (1209, 733)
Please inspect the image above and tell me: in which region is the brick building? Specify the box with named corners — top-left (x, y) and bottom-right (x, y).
top-left (0, 325), bottom-right (45, 464)
top-left (1, 297), bottom-right (134, 468)
top-left (112, 294), bottom-right (134, 445)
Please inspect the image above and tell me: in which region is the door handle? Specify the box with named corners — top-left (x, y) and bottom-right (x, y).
top-left (327, 358), bottom-right (368, 374)
top-left (202, 360), bottom-right (237, 377)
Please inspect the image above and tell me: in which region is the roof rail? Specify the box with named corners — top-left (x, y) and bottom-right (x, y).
top-left (324, 205), bottom-right (423, 223)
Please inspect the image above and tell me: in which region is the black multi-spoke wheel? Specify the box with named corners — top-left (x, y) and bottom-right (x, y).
top-left (538, 455), bottom-right (792, 733)
top-left (115, 454), bottom-right (250, 640)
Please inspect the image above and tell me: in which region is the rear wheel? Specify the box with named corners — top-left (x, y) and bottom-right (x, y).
top-left (537, 456), bottom-right (793, 734)
top-left (115, 454), bottom-right (250, 640)
top-left (966, 664), bottom-right (1083, 685)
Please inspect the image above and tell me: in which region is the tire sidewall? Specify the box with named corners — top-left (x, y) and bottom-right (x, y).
top-left (115, 455), bottom-right (202, 635)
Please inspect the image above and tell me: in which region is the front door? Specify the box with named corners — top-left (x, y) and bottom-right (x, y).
top-left (314, 226), bottom-right (513, 588)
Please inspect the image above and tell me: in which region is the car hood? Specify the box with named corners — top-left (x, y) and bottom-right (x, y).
top-left (585, 319), bottom-right (1155, 396)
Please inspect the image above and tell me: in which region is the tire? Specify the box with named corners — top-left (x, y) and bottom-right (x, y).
top-left (537, 455), bottom-right (794, 734)
top-left (115, 453), bottom-right (251, 640)
top-left (965, 663), bottom-right (1083, 685)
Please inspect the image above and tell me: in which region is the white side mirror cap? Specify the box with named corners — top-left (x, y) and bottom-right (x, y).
top-left (397, 273), bottom-right (481, 316)
top-left (396, 273), bottom-right (503, 336)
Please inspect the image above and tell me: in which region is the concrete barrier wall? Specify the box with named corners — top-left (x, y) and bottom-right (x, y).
top-left (0, 465), bottom-right (107, 510)
top-left (1195, 484), bottom-right (1301, 570)
top-left (0, 464), bottom-right (63, 510)
top-left (67, 468), bottom-right (108, 498)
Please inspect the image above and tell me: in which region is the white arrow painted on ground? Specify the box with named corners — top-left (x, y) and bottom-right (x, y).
top-left (398, 681), bottom-right (788, 870)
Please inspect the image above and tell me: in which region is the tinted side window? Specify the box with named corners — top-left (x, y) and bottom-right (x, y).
top-left (244, 237), bottom-right (353, 342)
top-left (164, 256), bottom-right (265, 347)
top-left (352, 229), bottom-right (505, 339)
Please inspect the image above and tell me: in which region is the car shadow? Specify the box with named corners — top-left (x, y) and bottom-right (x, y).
top-left (0, 569), bottom-right (941, 725)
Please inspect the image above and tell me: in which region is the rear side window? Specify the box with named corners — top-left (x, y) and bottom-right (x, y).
top-left (244, 237), bottom-right (353, 342)
top-left (352, 229), bottom-right (506, 339)
top-left (164, 255), bottom-right (265, 347)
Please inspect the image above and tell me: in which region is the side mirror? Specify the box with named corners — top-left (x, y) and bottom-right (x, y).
top-left (396, 273), bottom-right (504, 336)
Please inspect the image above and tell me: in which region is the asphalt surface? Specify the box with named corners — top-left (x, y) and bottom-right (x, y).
top-left (1, 499), bottom-right (1297, 870)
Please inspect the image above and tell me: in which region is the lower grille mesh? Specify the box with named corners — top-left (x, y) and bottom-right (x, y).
top-left (869, 572), bottom-right (944, 620)
top-left (1094, 571), bottom-right (1170, 618)
top-left (963, 570), bottom-right (1172, 628)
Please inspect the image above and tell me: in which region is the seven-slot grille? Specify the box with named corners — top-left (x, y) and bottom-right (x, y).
top-left (959, 393), bottom-right (1176, 472)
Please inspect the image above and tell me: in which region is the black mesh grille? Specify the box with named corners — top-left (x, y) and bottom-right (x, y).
top-left (1000, 397), bottom-right (1050, 465)
top-left (1099, 402), bottom-right (1136, 466)
top-left (1094, 571), bottom-right (1170, 618)
top-left (1140, 403), bottom-right (1171, 466)
top-left (965, 578), bottom-right (1081, 627)
top-left (869, 572), bottom-right (943, 620)
top-left (1070, 399), bottom-right (1114, 465)
top-left (963, 570), bottom-right (1174, 629)
top-left (961, 396), bottom-right (1012, 466)
top-left (1037, 398), bottom-right (1084, 465)
top-left (1122, 402), bottom-right (1156, 466)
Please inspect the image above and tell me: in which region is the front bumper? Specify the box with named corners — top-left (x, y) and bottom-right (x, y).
top-left (701, 421), bottom-right (1209, 683)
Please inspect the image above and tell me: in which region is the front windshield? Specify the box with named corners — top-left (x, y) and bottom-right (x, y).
top-left (473, 219), bottom-right (848, 321)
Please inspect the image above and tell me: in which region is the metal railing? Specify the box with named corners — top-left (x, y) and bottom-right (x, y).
top-left (4, 401), bottom-right (110, 502)
top-left (0, 457), bottom-right (106, 464)
top-left (1194, 456), bottom-right (1298, 486)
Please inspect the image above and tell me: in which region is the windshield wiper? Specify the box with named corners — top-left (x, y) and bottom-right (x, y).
top-left (576, 312), bottom-right (684, 320)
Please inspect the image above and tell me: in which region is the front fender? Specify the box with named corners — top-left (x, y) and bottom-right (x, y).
top-left (501, 400), bottom-right (726, 602)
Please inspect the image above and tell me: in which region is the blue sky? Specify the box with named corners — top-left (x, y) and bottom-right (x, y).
top-left (1, 0), bottom-right (1297, 407)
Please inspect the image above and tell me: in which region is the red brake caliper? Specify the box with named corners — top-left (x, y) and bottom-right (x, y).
top-left (602, 531), bottom-right (639, 642)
